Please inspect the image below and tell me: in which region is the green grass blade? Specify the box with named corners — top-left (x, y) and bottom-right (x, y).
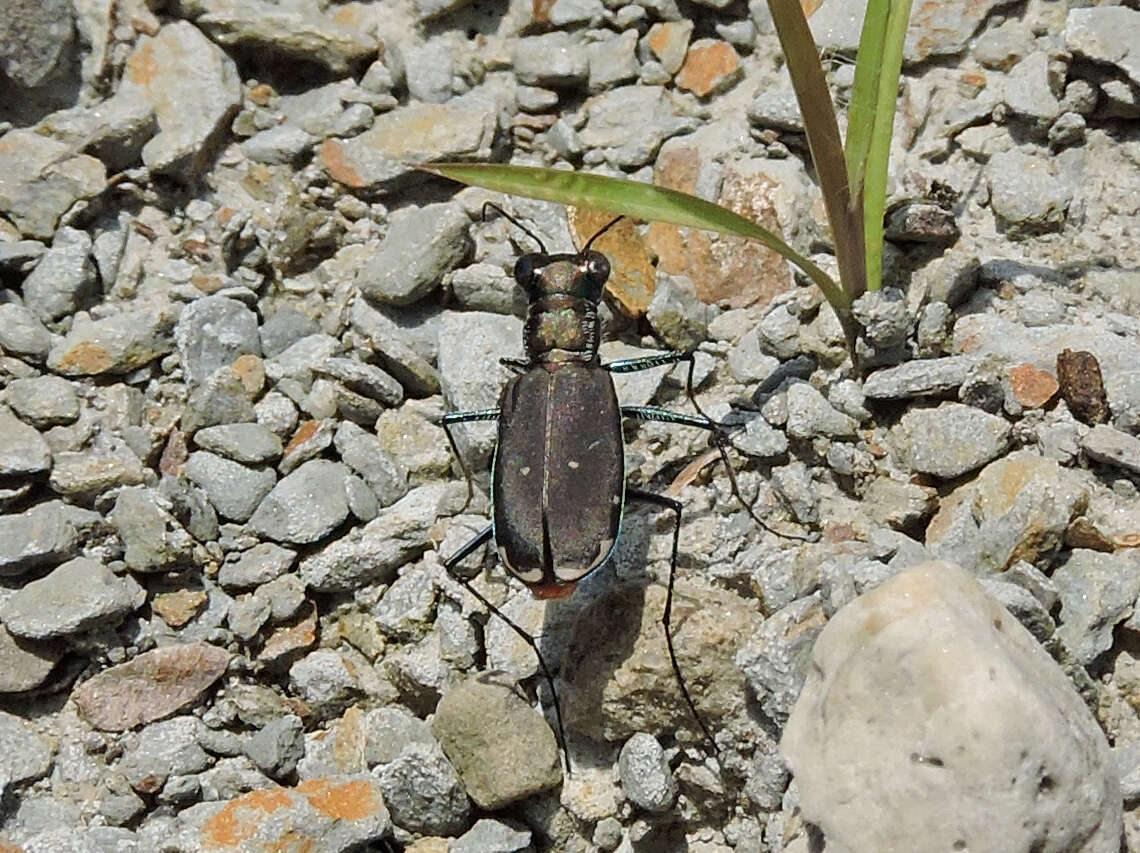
top-left (845, 0), bottom-right (890, 197)
top-left (862, 0), bottom-right (913, 292)
top-left (765, 0), bottom-right (867, 304)
top-left (421, 162), bottom-right (849, 312)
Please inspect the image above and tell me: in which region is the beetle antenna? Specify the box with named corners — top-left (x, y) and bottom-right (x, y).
top-left (681, 358), bottom-right (813, 543)
top-left (581, 214), bottom-right (624, 253)
top-left (482, 202), bottom-right (547, 254)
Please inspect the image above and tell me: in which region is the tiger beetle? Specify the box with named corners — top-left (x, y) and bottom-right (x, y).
top-left (440, 205), bottom-right (802, 770)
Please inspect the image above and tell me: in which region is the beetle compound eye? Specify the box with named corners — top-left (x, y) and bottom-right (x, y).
top-left (513, 254), bottom-right (544, 288)
top-left (583, 251), bottom-right (610, 285)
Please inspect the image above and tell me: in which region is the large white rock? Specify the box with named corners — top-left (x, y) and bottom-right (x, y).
top-left (782, 561), bottom-right (1121, 853)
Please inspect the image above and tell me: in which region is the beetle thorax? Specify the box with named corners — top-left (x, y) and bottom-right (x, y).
top-left (524, 295), bottom-right (600, 363)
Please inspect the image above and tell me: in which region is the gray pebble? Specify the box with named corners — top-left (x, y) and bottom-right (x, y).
top-left (978, 578), bottom-right (1055, 643)
top-left (890, 402), bottom-right (1012, 478)
top-left (118, 717), bottom-right (210, 793)
top-left (254, 390), bottom-right (300, 437)
top-left (785, 381), bottom-right (857, 439)
top-left (974, 18), bottom-right (1032, 70)
top-left (1015, 290), bottom-right (1066, 327)
top-left (299, 481), bottom-right (466, 592)
top-left (246, 459), bottom-right (352, 545)
top-left (756, 304), bottom-right (801, 360)
top-left (747, 77), bottom-right (803, 132)
top-left (0, 500), bottom-right (80, 576)
top-left (112, 486), bottom-right (198, 573)
top-left (0, 711), bottom-right (53, 786)
top-left (21, 227), bottom-right (96, 323)
top-left (374, 740), bottom-right (472, 835)
top-left (1054, 549), bottom-right (1140, 665)
top-left (227, 592), bottom-right (271, 640)
top-left (244, 714), bottom-right (304, 778)
top-left (355, 203), bottom-right (471, 306)
top-left (513, 32), bottom-right (589, 87)
top-left (771, 461), bottom-right (818, 524)
top-left (736, 594), bottom-right (824, 724)
top-left (347, 298), bottom-right (441, 397)
top-left (49, 445), bottom-right (146, 502)
top-left (452, 818), bottom-right (533, 853)
top-left (1001, 52), bottom-right (1060, 123)
top-left (0, 303), bottom-right (52, 361)
top-left (259, 307), bottom-right (320, 358)
top-left (827, 379), bottom-right (870, 422)
top-left (1064, 6), bottom-right (1140, 89)
top-left (618, 733), bottom-right (677, 813)
top-left (1001, 560), bottom-right (1060, 612)
top-left (405, 39), bottom-right (455, 104)
top-left (0, 409), bottom-right (52, 476)
top-left (193, 423), bottom-right (283, 465)
top-left (181, 372), bottom-right (257, 436)
top-left (264, 333), bottom-right (340, 384)
top-left (987, 149), bottom-right (1071, 230)
top-left (4, 375), bottom-right (79, 427)
top-left (431, 674), bottom-right (562, 810)
top-left (315, 357), bottom-right (403, 407)
top-left (289, 649), bottom-right (362, 710)
top-left (259, 573), bottom-right (306, 621)
top-left (1048, 111), bottom-right (1086, 148)
top-left (647, 274), bottom-right (714, 352)
top-left (345, 473), bottom-right (378, 521)
top-left (449, 262), bottom-right (527, 315)
top-left (851, 287), bottom-right (909, 356)
top-left (587, 29), bottom-right (639, 92)
top-left (0, 623), bottom-right (62, 692)
top-left (0, 557), bottom-right (141, 640)
top-left (47, 305), bottom-right (175, 377)
top-left (438, 312), bottom-right (522, 467)
top-left (1083, 424), bottom-right (1140, 477)
top-left (362, 706), bottom-right (435, 767)
top-left (241, 125), bottom-right (316, 164)
top-left (371, 568), bottom-right (436, 642)
top-left (175, 295), bottom-right (261, 386)
top-left (863, 355), bottom-right (976, 400)
top-left (333, 421), bottom-right (409, 508)
top-left (185, 451), bottom-right (277, 523)
top-left (734, 414), bottom-right (789, 458)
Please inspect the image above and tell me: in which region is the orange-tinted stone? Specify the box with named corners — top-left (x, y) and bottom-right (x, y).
top-left (675, 39), bottom-right (741, 97)
top-left (646, 150), bottom-right (793, 309)
top-left (1007, 363), bottom-right (1059, 408)
top-left (153, 589), bottom-right (208, 628)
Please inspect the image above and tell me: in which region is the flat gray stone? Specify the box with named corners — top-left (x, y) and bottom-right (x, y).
top-left (118, 717), bottom-right (211, 793)
top-left (185, 451), bottom-right (276, 522)
top-left (1082, 424), bottom-right (1140, 477)
top-left (1054, 549), bottom-right (1140, 666)
top-left (785, 382), bottom-right (857, 439)
top-left (4, 375), bottom-right (80, 428)
top-left (49, 445), bottom-right (146, 501)
top-left (47, 304), bottom-right (176, 376)
top-left (0, 557), bottom-right (141, 639)
top-left (21, 227), bottom-right (97, 323)
top-left (432, 674), bottom-right (561, 810)
top-left (115, 21), bottom-right (241, 177)
top-left (1065, 6), bottom-right (1140, 88)
top-left (218, 543), bottom-right (297, 591)
top-left (1002, 52), bottom-right (1060, 123)
top-left (513, 31), bottom-right (588, 86)
top-left (314, 357), bottom-right (403, 407)
top-left (354, 203), bottom-right (471, 307)
top-left (175, 295), bottom-right (261, 385)
top-left (333, 421), bottom-right (408, 508)
top-left (863, 356), bottom-right (977, 400)
top-left (0, 711), bottom-right (53, 785)
top-left (987, 149), bottom-right (1071, 230)
top-left (0, 500), bottom-right (86, 576)
top-left (0, 303), bottom-right (52, 360)
top-left (298, 481), bottom-right (465, 592)
top-left (0, 625), bottom-right (62, 692)
top-left (0, 130), bottom-right (106, 239)
top-left (890, 402), bottom-right (1012, 479)
top-left (243, 714), bottom-right (304, 778)
top-left (193, 423), bottom-right (283, 465)
top-left (0, 410), bottom-right (51, 476)
top-left (0, 0), bottom-right (74, 87)
top-left (246, 459), bottom-right (352, 545)
top-left (451, 819), bottom-right (532, 853)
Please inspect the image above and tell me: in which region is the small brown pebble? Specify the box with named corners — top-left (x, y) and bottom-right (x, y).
top-left (1056, 349), bottom-right (1110, 424)
top-left (1007, 363), bottom-right (1059, 408)
top-left (153, 589), bottom-right (208, 628)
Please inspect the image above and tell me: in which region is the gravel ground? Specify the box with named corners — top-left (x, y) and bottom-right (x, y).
top-left (2, 0), bottom-right (1140, 851)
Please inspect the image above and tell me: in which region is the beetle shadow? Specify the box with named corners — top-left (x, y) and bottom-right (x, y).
top-left (537, 505), bottom-right (661, 748)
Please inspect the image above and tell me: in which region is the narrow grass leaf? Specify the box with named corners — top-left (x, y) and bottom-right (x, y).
top-left (862, 0), bottom-right (914, 292)
top-left (765, 0), bottom-right (867, 303)
top-left (421, 162), bottom-right (849, 311)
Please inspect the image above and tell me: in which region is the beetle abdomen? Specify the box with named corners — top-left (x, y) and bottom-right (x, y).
top-left (493, 364), bottom-right (624, 592)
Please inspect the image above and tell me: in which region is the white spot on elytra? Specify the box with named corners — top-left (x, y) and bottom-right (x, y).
top-left (568, 460), bottom-right (580, 469)
top-left (520, 466), bottom-right (531, 476)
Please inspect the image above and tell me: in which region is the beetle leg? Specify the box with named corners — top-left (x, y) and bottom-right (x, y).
top-left (626, 488), bottom-right (719, 756)
top-left (603, 349), bottom-right (692, 374)
top-left (441, 528), bottom-right (573, 775)
top-left (442, 409), bottom-right (500, 511)
top-left (622, 404), bottom-right (811, 542)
